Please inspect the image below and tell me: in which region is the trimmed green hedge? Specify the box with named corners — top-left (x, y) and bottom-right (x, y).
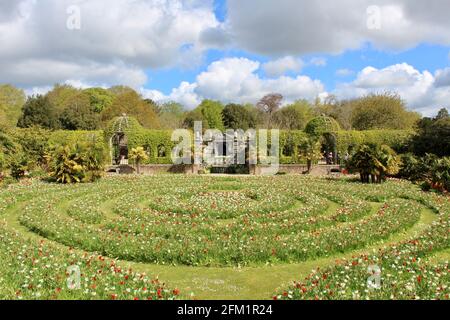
top-left (336, 130), bottom-right (414, 154)
top-left (48, 130), bottom-right (106, 148)
top-left (99, 117), bottom-right (417, 165)
top-left (104, 117), bottom-right (176, 164)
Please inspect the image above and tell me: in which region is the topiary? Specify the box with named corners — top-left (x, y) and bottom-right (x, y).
top-left (305, 115), bottom-right (341, 137)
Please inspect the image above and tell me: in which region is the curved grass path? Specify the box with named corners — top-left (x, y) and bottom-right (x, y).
top-left (1, 193), bottom-right (440, 300)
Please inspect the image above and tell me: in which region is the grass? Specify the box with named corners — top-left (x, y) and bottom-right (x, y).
top-left (0, 175), bottom-right (448, 300)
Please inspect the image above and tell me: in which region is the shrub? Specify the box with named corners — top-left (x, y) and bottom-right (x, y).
top-left (129, 147), bottom-right (148, 174)
top-left (49, 141), bottom-right (106, 184)
top-left (9, 151), bottom-right (32, 180)
top-left (398, 153), bottom-right (421, 181)
top-left (12, 127), bottom-right (51, 165)
top-left (347, 144), bottom-right (400, 184)
top-left (298, 137), bottom-right (322, 173)
top-left (430, 157), bottom-right (450, 192)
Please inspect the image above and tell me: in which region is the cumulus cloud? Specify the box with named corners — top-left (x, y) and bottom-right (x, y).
top-left (0, 0), bottom-right (218, 88)
top-left (435, 68), bottom-right (450, 88)
top-left (143, 60), bottom-right (450, 116)
top-left (262, 56), bottom-right (303, 77)
top-left (144, 57), bottom-right (325, 108)
top-left (334, 63), bottom-right (450, 116)
top-left (226, 0), bottom-right (450, 55)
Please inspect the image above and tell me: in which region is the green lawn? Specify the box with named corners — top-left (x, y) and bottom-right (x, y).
top-left (0, 175), bottom-right (448, 300)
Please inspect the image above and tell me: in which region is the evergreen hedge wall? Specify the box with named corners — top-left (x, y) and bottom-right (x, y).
top-left (48, 130), bottom-right (106, 148)
top-left (105, 118), bottom-right (414, 165)
top-left (278, 130), bottom-right (413, 164)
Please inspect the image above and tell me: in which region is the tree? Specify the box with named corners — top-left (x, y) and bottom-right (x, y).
top-left (129, 147), bottom-right (148, 174)
top-left (83, 87), bottom-right (114, 113)
top-left (17, 95), bottom-right (60, 129)
top-left (158, 102), bottom-right (186, 129)
top-left (350, 93), bottom-right (420, 130)
top-left (199, 100), bottom-right (224, 130)
top-left (274, 100), bottom-right (314, 130)
top-left (183, 108), bottom-right (204, 129)
top-left (412, 112), bottom-right (450, 157)
top-left (222, 103), bottom-right (256, 130)
top-left (314, 96), bottom-right (355, 130)
top-left (0, 84), bottom-right (26, 127)
top-left (0, 126), bottom-right (18, 176)
top-left (101, 91), bottom-right (160, 129)
top-left (46, 84), bottom-right (80, 115)
top-left (183, 100), bottom-right (224, 130)
top-left (435, 108), bottom-right (449, 121)
top-left (257, 93), bottom-right (283, 128)
top-left (108, 85), bottom-right (137, 96)
top-left (12, 126), bottom-right (50, 165)
top-left (59, 92), bottom-right (99, 130)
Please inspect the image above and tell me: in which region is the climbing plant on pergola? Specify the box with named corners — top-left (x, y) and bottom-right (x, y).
top-left (305, 115), bottom-right (341, 164)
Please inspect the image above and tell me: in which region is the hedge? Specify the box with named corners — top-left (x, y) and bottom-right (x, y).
top-left (104, 117), bottom-right (177, 165)
top-left (336, 130), bottom-right (414, 154)
top-left (48, 130), bottom-right (106, 148)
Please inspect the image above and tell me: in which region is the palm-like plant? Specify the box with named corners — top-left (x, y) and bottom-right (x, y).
top-left (431, 157), bottom-right (450, 192)
top-left (49, 142), bottom-right (105, 184)
top-left (348, 144), bottom-right (400, 184)
top-left (49, 145), bottom-right (84, 184)
top-left (129, 147), bottom-right (148, 174)
top-left (299, 137), bottom-right (322, 173)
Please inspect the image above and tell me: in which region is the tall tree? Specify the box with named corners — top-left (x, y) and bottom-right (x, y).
top-left (83, 87), bottom-right (114, 113)
top-left (350, 93), bottom-right (420, 130)
top-left (46, 84), bottom-right (80, 115)
top-left (158, 102), bottom-right (186, 129)
top-left (59, 92), bottom-right (99, 130)
top-left (222, 103), bottom-right (256, 130)
top-left (257, 93), bottom-right (283, 128)
top-left (274, 100), bottom-right (314, 130)
top-left (184, 100), bottom-right (224, 130)
top-left (17, 95), bottom-right (59, 129)
top-left (101, 90), bottom-right (160, 128)
top-left (412, 108), bottom-right (450, 156)
top-left (108, 85), bottom-right (136, 96)
top-left (199, 100), bottom-right (224, 130)
top-left (0, 84), bottom-right (26, 127)
top-left (435, 108), bottom-right (449, 121)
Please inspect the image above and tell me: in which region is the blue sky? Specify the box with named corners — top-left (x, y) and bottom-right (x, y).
top-left (1, 0), bottom-right (449, 115)
top-left (148, 44), bottom-right (450, 94)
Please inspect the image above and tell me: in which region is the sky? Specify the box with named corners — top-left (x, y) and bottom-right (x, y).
top-left (0, 0), bottom-right (450, 116)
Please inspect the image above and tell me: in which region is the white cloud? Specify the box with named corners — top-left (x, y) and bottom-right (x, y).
top-left (334, 63), bottom-right (450, 116)
top-left (0, 0), bottom-right (218, 88)
top-left (435, 68), bottom-right (450, 88)
top-left (226, 0), bottom-right (450, 56)
top-left (262, 56), bottom-right (303, 77)
top-left (146, 57), bottom-right (325, 108)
